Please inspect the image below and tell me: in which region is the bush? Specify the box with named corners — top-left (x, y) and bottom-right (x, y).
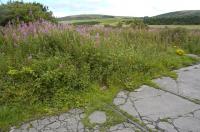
top-left (0, 1), bottom-right (56, 26)
top-left (116, 21), bottom-right (123, 28)
top-left (160, 27), bottom-right (188, 45)
top-left (123, 19), bottom-right (148, 30)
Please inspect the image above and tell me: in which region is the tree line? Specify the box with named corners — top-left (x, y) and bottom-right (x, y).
top-left (143, 16), bottom-right (200, 25)
top-left (0, 1), bottom-right (55, 26)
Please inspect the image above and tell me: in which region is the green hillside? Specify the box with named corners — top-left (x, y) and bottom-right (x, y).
top-left (144, 10), bottom-right (200, 25)
top-left (58, 14), bottom-right (115, 21)
top-left (154, 10), bottom-right (200, 18)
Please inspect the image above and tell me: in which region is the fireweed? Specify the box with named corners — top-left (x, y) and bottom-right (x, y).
top-left (2, 20), bottom-right (72, 43)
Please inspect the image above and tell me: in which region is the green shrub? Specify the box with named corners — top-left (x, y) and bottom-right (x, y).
top-left (116, 21), bottom-right (123, 28)
top-left (0, 1), bottom-right (56, 26)
top-left (160, 27), bottom-right (188, 45)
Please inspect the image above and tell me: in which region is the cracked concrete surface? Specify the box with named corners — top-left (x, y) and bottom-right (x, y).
top-left (10, 109), bottom-right (85, 132)
top-left (114, 86), bottom-right (200, 131)
top-left (154, 64), bottom-right (200, 101)
top-left (109, 122), bottom-right (140, 132)
top-left (114, 63), bottom-right (200, 132)
top-left (89, 111), bottom-right (107, 124)
top-left (10, 62), bottom-right (200, 132)
top-left (10, 109), bottom-right (140, 132)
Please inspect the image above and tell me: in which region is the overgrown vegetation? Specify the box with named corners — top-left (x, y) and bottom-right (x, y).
top-left (144, 10), bottom-right (200, 25)
top-left (0, 20), bottom-right (200, 130)
top-left (0, 1), bottom-right (55, 26)
top-left (144, 16), bottom-right (200, 25)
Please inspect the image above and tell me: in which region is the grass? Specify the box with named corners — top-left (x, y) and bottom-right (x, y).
top-left (60, 18), bottom-right (200, 30)
top-left (81, 88), bottom-right (126, 131)
top-left (0, 21), bottom-right (200, 131)
top-left (60, 18), bottom-right (126, 26)
top-left (149, 25), bottom-right (200, 30)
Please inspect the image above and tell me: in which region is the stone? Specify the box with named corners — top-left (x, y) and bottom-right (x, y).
top-left (174, 117), bottom-right (200, 131)
top-left (146, 124), bottom-right (155, 129)
top-left (28, 128), bottom-right (37, 132)
top-left (58, 113), bottom-right (69, 121)
top-left (135, 91), bottom-right (199, 121)
top-left (194, 110), bottom-right (200, 119)
top-left (38, 118), bottom-right (51, 126)
top-left (48, 116), bottom-right (58, 122)
top-left (158, 122), bottom-right (177, 132)
top-left (10, 109), bottom-right (85, 132)
top-left (177, 65), bottom-right (200, 100)
top-left (116, 91), bottom-right (128, 99)
top-left (65, 118), bottom-right (79, 131)
top-left (118, 99), bottom-right (139, 118)
top-left (78, 122), bottom-right (84, 130)
top-left (118, 85), bottom-right (200, 121)
top-left (109, 122), bottom-right (136, 132)
top-left (113, 128), bottom-right (135, 132)
top-left (42, 130), bottom-right (54, 132)
top-left (55, 127), bottom-right (68, 132)
top-left (154, 64), bottom-right (200, 101)
top-left (46, 121), bottom-right (60, 129)
top-left (153, 77), bottom-right (178, 93)
top-left (69, 109), bottom-right (83, 115)
top-left (123, 122), bottom-right (137, 129)
top-left (109, 123), bottom-right (125, 131)
top-left (113, 98), bottom-right (126, 105)
top-left (89, 111), bottom-right (107, 124)
top-left (115, 78), bottom-right (200, 131)
top-left (129, 85), bottom-right (163, 100)
top-left (29, 120), bottom-right (38, 128)
top-left (80, 113), bottom-right (86, 119)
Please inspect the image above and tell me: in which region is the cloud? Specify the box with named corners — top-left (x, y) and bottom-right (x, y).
top-left (44, 0), bottom-right (109, 16)
top-left (2, 0), bottom-right (200, 17)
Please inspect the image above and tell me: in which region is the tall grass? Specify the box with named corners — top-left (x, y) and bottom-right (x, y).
top-left (0, 21), bottom-right (199, 130)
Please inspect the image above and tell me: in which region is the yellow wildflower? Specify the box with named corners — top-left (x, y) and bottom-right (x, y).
top-left (176, 49), bottom-right (185, 56)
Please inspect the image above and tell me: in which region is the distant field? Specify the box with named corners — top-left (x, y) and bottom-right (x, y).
top-left (60, 18), bottom-right (126, 25)
top-left (149, 25), bottom-right (200, 30)
top-left (59, 19), bottom-right (200, 30)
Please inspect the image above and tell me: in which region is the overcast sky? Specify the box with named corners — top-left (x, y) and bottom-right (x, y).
top-left (1, 0), bottom-right (200, 17)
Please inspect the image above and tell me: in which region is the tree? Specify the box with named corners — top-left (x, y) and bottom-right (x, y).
top-left (0, 1), bottom-right (56, 26)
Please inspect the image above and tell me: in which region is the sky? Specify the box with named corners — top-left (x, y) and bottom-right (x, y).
top-left (1, 0), bottom-right (200, 17)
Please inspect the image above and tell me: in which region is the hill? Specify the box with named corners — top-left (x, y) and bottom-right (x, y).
top-left (154, 10), bottom-right (200, 18)
top-left (144, 10), bottom-right (200, 25)
top-left (58, 14), bottom-right (115, 21)
top-left (58, 10), bottom-right (200, 25)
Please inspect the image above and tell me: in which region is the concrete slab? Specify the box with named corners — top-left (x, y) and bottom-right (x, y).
top-left (114, 85), bottom-right (200, 131)
top-left (154, 64), bottom-right (200, 101)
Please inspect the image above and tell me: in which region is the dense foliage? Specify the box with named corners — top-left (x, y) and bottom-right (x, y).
top-left (0, 21), bottom-right (200, 130)
top-left (0, 1), bottom-right (55, 26)
top-left (144, 16), bottom-right (200, 25)
top-left (122, 19), bottom-right (148, 29)
top-left (144, 10), bottom-right (200, 25)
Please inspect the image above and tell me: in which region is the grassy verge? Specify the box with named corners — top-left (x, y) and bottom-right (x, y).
top-left (0, 21), bottom-right (200, 131)
top-left (149, 25), bottom-right (200, 30)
